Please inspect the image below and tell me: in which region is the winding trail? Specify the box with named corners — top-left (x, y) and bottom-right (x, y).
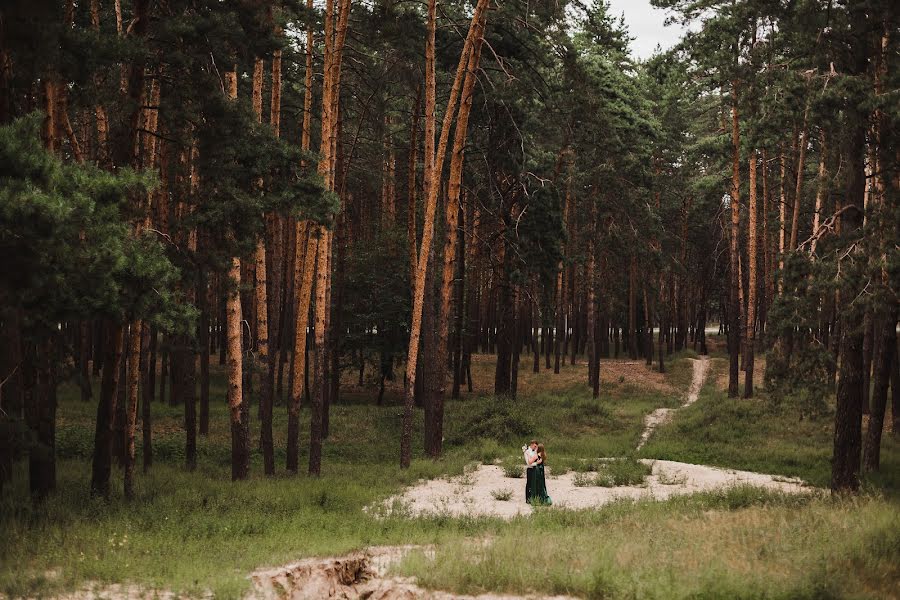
top-left (636, 356), bottom-right (709, 451)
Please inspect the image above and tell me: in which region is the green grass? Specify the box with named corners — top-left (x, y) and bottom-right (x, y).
top-left (2, 352), bottom-right (898, 599)
top-left (638, 358), bottom-right (900, 495)
top-left (395, 488), bottom-right (900, 600)
top-left (572, 457), bottom-right (652, 487)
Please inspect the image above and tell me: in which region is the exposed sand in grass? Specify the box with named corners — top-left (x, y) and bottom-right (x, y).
top-left (636, 356), bottom-right (709, 450)
top-left (249, 545), bottom-right (576, 600)
top-left (377, 357), bottom-right (813, 520)
top-left (378, 461), bottom-right (810, 520)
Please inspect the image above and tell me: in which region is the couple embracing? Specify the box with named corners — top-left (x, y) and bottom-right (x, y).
top-left (522, 440), bottom-right (552, 505)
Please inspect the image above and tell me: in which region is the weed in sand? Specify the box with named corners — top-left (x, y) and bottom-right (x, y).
top-left (657, 470), bottom-right (688, 485)
top-left (502, 464), bottom-right (524, 479)
top-left (491, 489), bottom-right (514, 501)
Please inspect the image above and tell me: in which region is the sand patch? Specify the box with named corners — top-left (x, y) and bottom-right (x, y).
top-left (378, 461), bottom-right (810, 520)
top-left (248, 545), bottom-right (576, 599)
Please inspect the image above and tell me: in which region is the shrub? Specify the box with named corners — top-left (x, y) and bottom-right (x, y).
top-left (657, 470), bottom-right (687, 485)
top-left (597, 458), bottom-right (651, 487)
top-left (503, 464), bottom-right (524, 479)
top-left (573, 472), bottom-right (594, 487)
top-left (491, 489), bottom-right (514, 501)
top-left (446, 398), bottom-right (533, 446)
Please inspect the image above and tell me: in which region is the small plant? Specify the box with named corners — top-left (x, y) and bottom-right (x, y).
top-left (573, 460), bottom-right (600, 473)
top-left (491, 488), bottom-right (514, 501)
top-left (575, 458), bottom-right (652, 487)
top-left (657, 470), bottom-right (688, 485)
top-left (503, 464), bottom-right (523, 479)
top-left (573, 472), bottom-right (595, 487)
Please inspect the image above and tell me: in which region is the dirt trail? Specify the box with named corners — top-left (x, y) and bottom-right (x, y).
top-left (636, 356), bottom-right (709, 451)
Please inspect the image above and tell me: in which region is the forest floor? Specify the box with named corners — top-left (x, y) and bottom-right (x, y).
top-left (2, 338), bottom-right (898, 599)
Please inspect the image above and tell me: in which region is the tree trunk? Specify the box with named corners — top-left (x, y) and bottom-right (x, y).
top-left (123, 320), bottom-right (141, 498)
top-left (401, 0), bottom-right (489, 468)
top-left (431, 13), bottom-right (486, 457)
top-left (744, 150), bottom-right (758, 398)
top-left (788, 105), bottom-right (809, 252)
top-left (223, 69), bottom-right (249, 482)
top-left (831, 10), bottom-right (870, 493)
top-left (288, 225), bottom-right (317, 473)
top-left (863, 309), bottom-right (897, 471)
top-left (727, 87), bottom-right (741, 398)
top-left (90, 323), bottom-right (123, 498)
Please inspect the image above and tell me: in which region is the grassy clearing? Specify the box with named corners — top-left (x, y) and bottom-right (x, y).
top-left (1, 355), bottom-right (684, 598)
top-left (395, 487), bottom-right (900, 600)
top-left (639, 357), bottom-right (900, 495)
top-left (2, 351), bottom-right (898, 599)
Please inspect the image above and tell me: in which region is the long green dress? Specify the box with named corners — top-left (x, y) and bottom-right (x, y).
top-left (525, 465), bottom-right (536, 503)
top-left (532, 463), bottom-right (552, 505)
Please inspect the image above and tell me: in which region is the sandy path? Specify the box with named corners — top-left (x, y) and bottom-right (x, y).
top-left (378, 356), bottom-right (812, 520)
top-left (380, 460), bottom-right (808, 519)
top-left (636, 356), bottom-right (709, 450)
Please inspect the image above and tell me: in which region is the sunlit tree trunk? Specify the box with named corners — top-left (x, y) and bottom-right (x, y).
top-left (401, 0), bottom-right (489, 468)
top-left (287, 0), bottom-right (317, 472)
top-left (430, 7), bottom-right (487, 457)
top-left (309, 0), bottom-right (351, 476)
top-left (222, 69), bottom-right (249, 481)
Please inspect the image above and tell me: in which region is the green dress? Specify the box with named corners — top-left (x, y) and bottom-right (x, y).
top-left (525, 465), bottom-right (536, 503)
top-left (532, 462), bottom-right (552, 505)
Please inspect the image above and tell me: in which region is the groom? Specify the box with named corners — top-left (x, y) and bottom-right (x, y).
top-left (522, 440), bottom-right (538, 502)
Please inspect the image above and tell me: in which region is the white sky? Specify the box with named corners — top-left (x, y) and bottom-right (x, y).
top-left (605, 0), bottom-right (686, 60)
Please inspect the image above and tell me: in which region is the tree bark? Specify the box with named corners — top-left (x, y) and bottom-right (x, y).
top-left (223, 69), bottom-right (249, 481)
top-left (831, 8), bottom-right (870, 493)
top-left (863, 309), bottom-right (897, 471)
top-left (91, 323), bottom-right (123, 498)
top-left (401, 0), bottom-right (489, 468)
top-left (727, 88), bottom-right (741, 398)
top-left (430, 10), bottom-right (486, 457)
top-left (744, 150), bottom-right (758, 398)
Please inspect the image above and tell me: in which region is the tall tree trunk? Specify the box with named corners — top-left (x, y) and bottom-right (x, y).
top-left (744, 150), bottom-right (758, 398)
top-left (123, 321), bottom-right (141, 498)
top-left (863, 309), bottom-right (897, 471)
top-left (727, 87), bottom-right (741, 398)
top-left (401, 0), bottom-right (489, 468)
top-left (430, 11), bottom-right (486, 457)
top-left (309, 0), bottom-right (352, 476)
top-left (223, 69), bottom-right (249, 481)
top-left (288, 226), bottom-right (317, 472)
top-left (831, 7), bottom-right (871, 493)
top-left (587, 245), bottom-right (598, 398)
top-left (90, 323), bottom-right (123, 498)
top-left (628, 257), bottom-right (637, 360)
top-left (287, 0), bottom-right (317, 473)
top-left (789, 104), bottom-right (809, 252)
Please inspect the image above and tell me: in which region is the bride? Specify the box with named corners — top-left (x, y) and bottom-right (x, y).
top-left (523, 441), bottom-right (552, 505)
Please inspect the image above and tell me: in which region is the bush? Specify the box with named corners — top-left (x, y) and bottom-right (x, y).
top-left (597, 458), bottom-right (651, 487)
top-left (491, 489), bottom-right (514, 501)
top-left (503, 464), bottom-right (524, 479)
top-left (446, 398), bottom-right (533, 447)
top-left (573, 472), bottom-right (594, 487)
top-left (573, 458), bottom-right (651, 487)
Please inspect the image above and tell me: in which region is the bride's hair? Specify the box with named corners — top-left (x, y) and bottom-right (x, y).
top-left (536, 444), bottom-right (547, 463)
